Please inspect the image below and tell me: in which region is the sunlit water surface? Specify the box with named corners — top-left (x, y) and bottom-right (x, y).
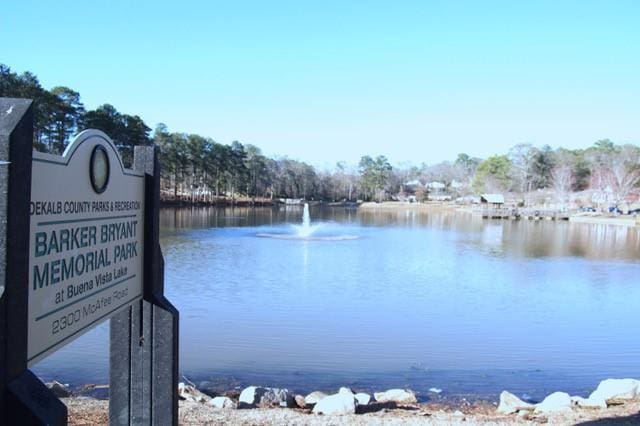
top-left (33, 207), bottom-right (640, 402)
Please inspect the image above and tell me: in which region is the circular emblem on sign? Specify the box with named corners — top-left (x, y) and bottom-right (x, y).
top-left (90, 145), bottom-right (110, 194)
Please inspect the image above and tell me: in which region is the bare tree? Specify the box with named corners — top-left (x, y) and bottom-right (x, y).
top-left (605, 144), bottom-right (640, 205)
top-left (551, 163), bottom-right (574, 209)
top-left (508, 143), bottom-right (536, 194)
top-left (335, 161), bottom-right (358, 201)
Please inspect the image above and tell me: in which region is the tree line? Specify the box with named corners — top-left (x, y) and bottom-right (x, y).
top-left (0, 64), bottom-right (151, 166)
top-left (2, 63), bottom-right (639, 207)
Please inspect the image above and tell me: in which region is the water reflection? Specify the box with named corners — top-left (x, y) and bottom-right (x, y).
top-left (161, 207), bottom-right (640, 262)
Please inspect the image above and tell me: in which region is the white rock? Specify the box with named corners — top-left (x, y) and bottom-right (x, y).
top-left (496, 391), bottom-right (533, 414)
top-left (374, 389), bottom-right (417, 404)
top-left (534, 392), bottom-right (572, 414)
top-left (312, 392), bottom-right (357, 415)
top-left (355, 392), bottom-right (371, 405)
top-left (570, 396), bottom-right (588, 406)
top-left (338, 387), bottom-right (354, 395)
top-left (305, 391), bottom-right (328, 405)
top-left (238, 386), bottom-right (294, 408)
top-left (267, 387), bottom-right (294, 407)
top-left (294, 395), bottom-right (307, 408)
top-left (46, 381), bottom-right (71, 398)
top-left (178, 382), bottom-right (211, 403)
top-left (571, 395), bottom-right (606, 409)
top-left (209, 396), bottom-right (236, 409)
top-left (429, 388), bottom-right (442, 394)
top-left (589, 378), bottom-right (640, 406)
top-left (239, 386), bottom-right (259, 406)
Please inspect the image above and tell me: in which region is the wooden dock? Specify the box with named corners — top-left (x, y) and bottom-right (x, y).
top-left (477, 207), bottom-right (570, 221)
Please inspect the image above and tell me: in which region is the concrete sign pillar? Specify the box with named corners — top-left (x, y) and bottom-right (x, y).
top-left (109, 147), bottom-right (179, 426)
top-left (0, 97), bottom-right (179, 425)
top-left (109, 146), bottom-right (179, 425)
top-left (1, 98), bottom-right (67, 424)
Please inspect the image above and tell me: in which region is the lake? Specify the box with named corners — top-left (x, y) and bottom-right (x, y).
top-left (33, 206), bottom-right (640, 402)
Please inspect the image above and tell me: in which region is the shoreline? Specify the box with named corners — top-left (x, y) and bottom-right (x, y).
top-left (64, 395), bottom-right (640, 425)
top-left (358, 201), bottom-right (458, 209)
top-left (54, 377), bottom-right (640, 425)
top-left (569, 215), bottom-right (639, 227)
top-left (158, 201), bottom-right (640, 228)
top-left (47, 366), bottom-right (622, 405)
top-left (359, 202), bottom-right (640, 227)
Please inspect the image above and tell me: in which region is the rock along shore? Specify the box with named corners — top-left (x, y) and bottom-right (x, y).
top-left (60, 378), bottom-right (640, 425)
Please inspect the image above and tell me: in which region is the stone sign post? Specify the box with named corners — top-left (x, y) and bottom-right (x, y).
top-left (109, 145), bottom-right (180, 425)
top-left (0, 97), bottom-right (179, 425)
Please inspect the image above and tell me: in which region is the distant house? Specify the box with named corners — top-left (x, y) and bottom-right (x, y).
top-left (430, 194), bottom-right (452, 201)
top-left (480, 194), bottom-right (505, 206)
top-left (278, 198), bottom-right (303, 205)
top-left (427, 181), bottom-right (446, 192)
top-left (402, 180), bottom-right (424, 199)
top-left (450, 180), bottom-right (464, 190)
top-left (456, 195), bottom-right (480, 204)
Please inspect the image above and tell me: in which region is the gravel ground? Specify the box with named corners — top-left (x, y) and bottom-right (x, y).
top-left (64, 397), bottom-right (640, 425)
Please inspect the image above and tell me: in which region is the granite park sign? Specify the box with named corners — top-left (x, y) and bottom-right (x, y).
top-left (28, 131), bottom-right (145, 365)
top-left (1, 98), bottom-right (179, 425)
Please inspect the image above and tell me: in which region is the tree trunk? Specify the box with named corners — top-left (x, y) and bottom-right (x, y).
top-left (173, 171), bottom-right (178, 199)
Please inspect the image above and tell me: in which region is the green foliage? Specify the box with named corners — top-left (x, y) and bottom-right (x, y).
top-left (530, 145), bottom-right (554, 189)
top-left (359, 155), bottom-right (392, 201)
top-left (473, 155), bottom-right (512, 193)
top-left (1, 64), bottom-right (83, 152)
top-left (83, 104), bottom-right (151, 166)
top-left (49, 86), bottom-right (85, 154)
top-left (455, 153), bottom-right (480, 176)
top-left (0, 64), bottom-right (148, 163)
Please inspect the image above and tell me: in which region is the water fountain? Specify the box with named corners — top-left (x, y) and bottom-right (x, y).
top-left (256, 203), bottom-right (358, 240)
top-left (302, 203), bottom-right (311, 229)
top-left (292, 203), bottom-right (321, 238)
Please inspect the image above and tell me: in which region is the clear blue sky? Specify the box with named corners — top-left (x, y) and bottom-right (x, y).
top-left (2, 1), bottom-right (639, 167)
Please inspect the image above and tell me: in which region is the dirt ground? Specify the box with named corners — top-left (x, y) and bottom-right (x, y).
top-left (64, 397), bottom-right (640, 426)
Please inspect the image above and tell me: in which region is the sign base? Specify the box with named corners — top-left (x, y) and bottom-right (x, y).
top-left (7, 370), bottom-right (67, 425)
